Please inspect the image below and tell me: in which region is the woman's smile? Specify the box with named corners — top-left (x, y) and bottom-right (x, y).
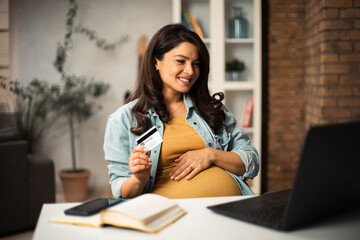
top-left (178, 76), bottom-right (192, 84)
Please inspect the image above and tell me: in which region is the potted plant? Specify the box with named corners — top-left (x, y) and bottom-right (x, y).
top-left (225, 58), bottom-right (246, 81)
top-left (55, 76), bottom-right (109, 202)
top-left (54, 0), bottom-right (127, 202)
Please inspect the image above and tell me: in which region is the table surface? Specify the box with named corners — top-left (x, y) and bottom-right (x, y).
top-left (33, 196), bottom-right (360, 240)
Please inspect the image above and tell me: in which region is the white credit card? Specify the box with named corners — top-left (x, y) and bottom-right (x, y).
top-left (136, 126), bottom-right (163, 150)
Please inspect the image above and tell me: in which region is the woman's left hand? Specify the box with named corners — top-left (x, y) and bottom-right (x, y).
top-left (169, 148), bottom-right (213, 181)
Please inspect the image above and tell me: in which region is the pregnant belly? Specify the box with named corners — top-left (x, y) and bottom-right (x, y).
top-left (152, 166), bottom-right (241, 198)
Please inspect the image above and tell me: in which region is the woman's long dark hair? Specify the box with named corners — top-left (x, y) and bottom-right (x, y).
top-left (127, 24), bottom-right (225, 135)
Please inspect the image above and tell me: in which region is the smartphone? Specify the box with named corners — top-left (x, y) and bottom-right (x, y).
top-left (64, 198), bottom-right (125, 216)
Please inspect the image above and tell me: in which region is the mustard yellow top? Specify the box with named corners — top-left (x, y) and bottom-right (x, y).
top-left (152, 115), bottom-right (241, 198)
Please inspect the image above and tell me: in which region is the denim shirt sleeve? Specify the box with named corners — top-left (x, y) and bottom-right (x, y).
top-left (103, 112), bottom-right (132, 198)
top-left (103, 100), bottom-right (147, 198)
top-left (222, 105), bottom-right (260, 182)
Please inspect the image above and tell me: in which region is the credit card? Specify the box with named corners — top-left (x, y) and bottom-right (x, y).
top-left (136, 126), bottom-right (163, 150)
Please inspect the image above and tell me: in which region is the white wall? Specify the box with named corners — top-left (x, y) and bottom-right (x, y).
top-left (15, 0), bottom-right (172, 191)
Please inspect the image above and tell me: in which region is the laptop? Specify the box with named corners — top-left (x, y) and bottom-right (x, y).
top-left (208, 121), bottom-right (360, 231)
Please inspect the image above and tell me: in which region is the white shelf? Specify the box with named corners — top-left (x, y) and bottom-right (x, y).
top-left (223, 81), bottom-right (255, 90)
top-left (225, 38), bottom-right (254, 44)
top-left (244, 127), bottom-right (254, 134)
top-left (172, 0), bottom-right (261, 195)
top-left (209, 81), bottom-right (255, 92)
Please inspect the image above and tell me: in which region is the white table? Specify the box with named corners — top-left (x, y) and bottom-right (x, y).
top-left (33, 196), bottom-right (360, 240)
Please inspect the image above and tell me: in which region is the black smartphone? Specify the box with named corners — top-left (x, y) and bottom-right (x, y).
top-left (64, 198), bottom-right (125, 216)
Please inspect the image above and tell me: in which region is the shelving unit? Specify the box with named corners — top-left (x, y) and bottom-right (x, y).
top-left (172, 0), bottom-right (261, 195)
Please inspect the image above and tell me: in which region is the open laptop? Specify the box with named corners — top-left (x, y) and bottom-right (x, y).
top-left (208, 121), bottom-right (360, 231)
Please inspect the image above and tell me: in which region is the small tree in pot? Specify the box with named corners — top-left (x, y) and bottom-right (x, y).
top-left (53, 0), bottom-right (127, 202)
top-left (54, 75), bottom-right (109, 202)
top-left (53, 76), bottom-right (109, 171)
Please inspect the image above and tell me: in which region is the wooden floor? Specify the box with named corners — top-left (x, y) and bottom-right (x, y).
top-left (0, 188), bottom-right (109, 240)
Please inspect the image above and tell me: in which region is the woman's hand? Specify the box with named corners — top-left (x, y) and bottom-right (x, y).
top-left (128, 145), bottom-right (152, 182)
top-left (169, 148), bottom-right (213, 181)
top-left (169, 148), bottom-right (246, 181)
top-left (121, 145), bottom-right (152, 199)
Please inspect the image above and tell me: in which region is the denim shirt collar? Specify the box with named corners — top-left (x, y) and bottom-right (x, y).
top-left (183, 93), bottom-right (194, 110)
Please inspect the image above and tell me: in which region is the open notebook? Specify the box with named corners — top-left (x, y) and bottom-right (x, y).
top-left (208, 121), bottom-right (360, 231)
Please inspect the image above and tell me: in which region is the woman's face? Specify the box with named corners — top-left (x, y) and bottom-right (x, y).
top-left (155, 42), bottom-right (200, 99)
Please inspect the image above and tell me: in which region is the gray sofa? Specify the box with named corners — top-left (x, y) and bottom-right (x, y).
top-left (0, 113), bottom-right (55, 236)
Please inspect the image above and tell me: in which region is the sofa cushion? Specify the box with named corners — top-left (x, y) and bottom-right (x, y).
top-left (0, 127), bottom-right (21, 142)
top-left (0, 113), bottom-right (17, 128)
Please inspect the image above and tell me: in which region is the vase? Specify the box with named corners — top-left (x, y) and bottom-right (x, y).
top-left (226, 71), bottom-right (245, 81)
top-left (228, 7), bottom-right (248, 38)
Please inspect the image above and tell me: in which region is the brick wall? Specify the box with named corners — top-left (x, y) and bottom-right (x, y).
top-left (264, 0), bottom-right (360, 192)
top-left (265, 0), bottom-right (306, 192)
top-left (305, 0), bottom-right (360, 125)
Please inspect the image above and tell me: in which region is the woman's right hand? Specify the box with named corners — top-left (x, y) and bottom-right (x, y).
top-left (128, 145), bottom-right (152, 182)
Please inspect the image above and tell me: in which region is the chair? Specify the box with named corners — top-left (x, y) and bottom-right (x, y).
top-left (0, 113), bottom-right (55, 236)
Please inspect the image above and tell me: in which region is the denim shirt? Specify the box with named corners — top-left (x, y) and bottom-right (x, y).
top-left (104, 94), bottom-right (259, 198)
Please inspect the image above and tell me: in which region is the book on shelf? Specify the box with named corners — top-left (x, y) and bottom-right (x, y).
top-left (242, 98), bottom-right (254, 128)
top-left (181, 12), bottom-right (204, 39)
top-left (188, 12), bottom-right (204, 38)
top-left (182, 12), bottom-right (195, 32)
top-left (50, 193), bottom-right (187, 234)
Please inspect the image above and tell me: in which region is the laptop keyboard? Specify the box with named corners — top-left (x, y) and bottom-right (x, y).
top-left (240, 202), bottom-right (286, 223)
top-left (208, 190), bottom-right (291, 229)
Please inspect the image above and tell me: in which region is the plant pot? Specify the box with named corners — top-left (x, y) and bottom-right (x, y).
top-left (226, 71), bottom-right (245, 81)
top-left (59, 168), bottom-right (90, 202)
